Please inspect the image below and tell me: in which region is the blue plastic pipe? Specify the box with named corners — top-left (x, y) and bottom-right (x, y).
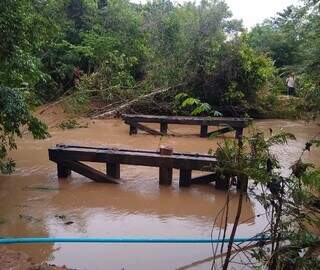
top-left (0, 236), bottom-right (269, 245)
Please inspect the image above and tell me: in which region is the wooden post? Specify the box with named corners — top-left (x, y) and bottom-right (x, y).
top-left (107, 162), bottom-right (120, 179)
top-left (160, 123), bottom-right (168, 134)
top-left (215, 174), bottom-right (230, 190)
top-left (129, 123), bottom-right (138, 135)
top-left (159, 167), bottom-right (173, 185)
top-left (159, 146), bottom-right (173, 186)
top-left (236, 174), bottom-right (248, 192)
top-left (179, 169), bottom-right (192, 187)
top-left (190, 173), bottom-right (217, 185)
top-left (200, 125), bottom-right (208, 138)
top-left (235, 128), bottom-right (243, 140)
top-left (57, 163), bottom-right (71, 178)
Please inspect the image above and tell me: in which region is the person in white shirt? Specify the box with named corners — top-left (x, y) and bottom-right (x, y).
top-left (286, 74), bottom-right (296, 96)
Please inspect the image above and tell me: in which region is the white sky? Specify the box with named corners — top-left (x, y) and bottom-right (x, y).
top-left (130, 0), bottom-right (301, 28)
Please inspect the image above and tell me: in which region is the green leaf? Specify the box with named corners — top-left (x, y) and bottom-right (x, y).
top-left (302, 170), bottom-right (320, 192)
top-left (175, 93), bottom-right (189, 101)
top-left (181, 97), bottom-right (201, 108)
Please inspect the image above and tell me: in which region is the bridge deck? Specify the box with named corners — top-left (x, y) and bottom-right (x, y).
top-left (49, 144), bottom-right (223, 188)
top-left (49, 144), bottom-right (216, 171)
top-left (122, 114), bottom-right (252, 138)
top-left (123, 114), bottom-right (251, 127)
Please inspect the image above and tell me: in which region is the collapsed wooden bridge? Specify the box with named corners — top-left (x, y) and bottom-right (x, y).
top-left (122, 114), bottom-right (252, 138)
top-left (48, 144), bottom-right (246, 190)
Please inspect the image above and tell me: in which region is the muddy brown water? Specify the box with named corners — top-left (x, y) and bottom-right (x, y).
top-left (0, 119), bottom-right (319, 270)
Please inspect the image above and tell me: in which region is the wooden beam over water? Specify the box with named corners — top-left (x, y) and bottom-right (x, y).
top-left (48, 144), bottom-right (247, 192)
top-left (123, 114), bottom-right (252, 138)
top-left (123, 114), bottom-right (252, 128)
top-left (208, 126), bottom-right (235, 137)
top-left (57, 160), bottom-right (119, 183)
top-left (190, 173), bottom-right (217, 185)
top-left (49, 147), bottom-right (217, 171)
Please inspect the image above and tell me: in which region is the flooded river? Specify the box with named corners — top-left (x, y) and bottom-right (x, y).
top-left (0, 118), bottom-right (319, 270)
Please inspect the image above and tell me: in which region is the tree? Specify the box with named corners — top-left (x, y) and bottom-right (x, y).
top-left (192, 37), bottom-right (276, 116)
top-left (0, 86), bottom-right (49, 174)
top-left (211, 130), bottom-right (320, 269)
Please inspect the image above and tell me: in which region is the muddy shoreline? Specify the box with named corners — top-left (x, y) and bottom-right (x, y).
top-left (0, 247), bottom-right (70, 270)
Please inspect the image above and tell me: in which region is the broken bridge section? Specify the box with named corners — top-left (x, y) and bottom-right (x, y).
top-left (122, 114), bottom-right (252, 139)
top-left (48, 144), bottom-right (248, 191)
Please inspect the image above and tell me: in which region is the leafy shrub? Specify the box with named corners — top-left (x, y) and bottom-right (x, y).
top-left (58, 119), bottom-right (88, 130)
top-left (191, 37), bottom-right (277, 116)
top-left (174, 93), bottom-right (222, 116)
top-left (0, 86), bottom-right (49, 174)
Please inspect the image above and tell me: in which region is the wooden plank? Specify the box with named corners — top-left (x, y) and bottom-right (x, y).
top-left (208, 126), bottom-right (235, 137)
top-left (123, 114), bottom-right (252, 128)
top-left (190, 173), bottom-right (216, 185)
top-left (179, 169), bottom-right (192, 187)
top-left (54, 144), bottom-right (215, 159)
top-left (134, 123), bottom-right (164, 136)
top-left (49, 148), bottom-right (107, 163)
top-left (56, 160), bottom-right (119, 184)
top-left (49, 148), bottom-right (217, 171)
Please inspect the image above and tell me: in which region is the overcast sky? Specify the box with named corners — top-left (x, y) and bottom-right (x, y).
top-left (130, 0), bottom-right (301, 28)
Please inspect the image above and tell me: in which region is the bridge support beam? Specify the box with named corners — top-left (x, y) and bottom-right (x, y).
top-left (200, 125), bottom-right (208, 138)
top-left (235, 128), bottom-right (244, 140)
top-left (159, 167), bottom-right (173, 185)
top-left (160, 123), bottom-right (168, 134)
top-left (179, 169), bottom-right (192, 187)
top-left (107, 162), bottom-right (120, 179)
top-left (215, 174), bottom-right (230, 190)
top-left (129, 124), bottom-right (138, 135)
top-left (57, 163), bottom-right (71, 178)
top-left (237, 174), bottom-right (248, 191)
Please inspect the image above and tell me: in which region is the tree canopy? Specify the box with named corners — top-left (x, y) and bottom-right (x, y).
top-left (0, 0), bottom-right (319, 172)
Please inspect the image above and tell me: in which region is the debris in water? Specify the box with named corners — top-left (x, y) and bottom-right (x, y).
top-left (18, 214), bottom-right (42, 223)
top-left (23, 186), bottom-right (60, 192)
top-left (55, 214), bottom-right (67, 220)
top-left (64, 221), bottom-right (74, 225)
top-left (0, 217), bottom-right (5, 224)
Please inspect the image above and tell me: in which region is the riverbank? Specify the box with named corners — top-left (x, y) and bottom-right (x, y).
top-left (0, 247), bottom-right (70, 270)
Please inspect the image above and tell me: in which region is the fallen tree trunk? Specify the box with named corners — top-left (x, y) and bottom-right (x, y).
top-left (91, 85), bottom-right (182, 119)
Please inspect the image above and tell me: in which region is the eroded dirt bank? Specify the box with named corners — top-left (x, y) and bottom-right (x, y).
top-left (0, 247), bottom-right (70, 270)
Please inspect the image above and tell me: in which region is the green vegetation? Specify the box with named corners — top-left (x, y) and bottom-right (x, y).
top-left (58, 119), bottom-right (88, 130)
top-left (248, 0), bottom-right (320, 113)
top-left (212, 130), bottom-right (320, 269)
top-left (0, 1), bottom-right (319, 268)
top-left (0, 1), bottom-right (319, 167)
top-left (174, 93), bottom-right (222, 116)
top-left (1, 0), bottom-right (319, 118)
top-left (0, 86), bottom-right (48, 174)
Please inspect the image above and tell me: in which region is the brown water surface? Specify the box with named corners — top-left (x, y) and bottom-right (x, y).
top-left (0, 118), bottom-right (319, 270)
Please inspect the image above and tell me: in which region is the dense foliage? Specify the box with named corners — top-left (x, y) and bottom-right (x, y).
top-left (0, 86), bottom-right (48, 174)
top-left (0, 0), bottom-right (279, 116)
top-left (212, 130), bottom-right (320, 269)
top-left (248, 0), bottom-right (320, 110)
top-left (0, 0), bottom-right (319, 173)
top-left (1, 0), bottom-right (319, 116)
